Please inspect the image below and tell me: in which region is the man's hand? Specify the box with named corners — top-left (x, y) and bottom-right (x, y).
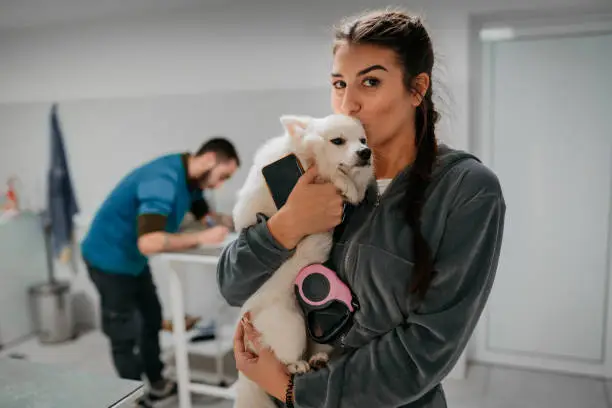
top-left (196, 225), bottom-right (230, 245)
top-left (138, 225), bottom-right (229, 255)
top-left (217, 213), bottom-right (235, 230)
top-left (202, 212), bottom-right (235, 231)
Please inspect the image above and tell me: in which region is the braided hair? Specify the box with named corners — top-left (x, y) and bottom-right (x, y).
top-left (334, 9), bottom-right (439, 301)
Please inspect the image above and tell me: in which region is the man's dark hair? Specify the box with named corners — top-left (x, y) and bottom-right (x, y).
top-left (195, 137), bottom-right (240, 166)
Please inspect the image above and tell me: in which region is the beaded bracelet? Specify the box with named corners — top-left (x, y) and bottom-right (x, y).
top-left (285, 374), bottom-right (295, 408)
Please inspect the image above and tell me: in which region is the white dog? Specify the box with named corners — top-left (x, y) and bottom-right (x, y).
top-left (231, 113), bottom-right (373, 408)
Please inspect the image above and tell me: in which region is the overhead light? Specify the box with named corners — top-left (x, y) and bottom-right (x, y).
top-left (479, 27), bottom-right (516, 42)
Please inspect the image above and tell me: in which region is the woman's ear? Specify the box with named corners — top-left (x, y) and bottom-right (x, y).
top-left (410, 73), bottom-right (431, 107)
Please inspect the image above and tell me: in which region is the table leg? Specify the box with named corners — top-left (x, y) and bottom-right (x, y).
top-left (215, 301), bottom-right (226, 386)
top-left (168, 261), bottom-right (192, 408)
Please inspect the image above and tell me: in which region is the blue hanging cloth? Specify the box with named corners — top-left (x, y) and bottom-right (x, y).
top-left (46, 103), bottom-right (79, 261)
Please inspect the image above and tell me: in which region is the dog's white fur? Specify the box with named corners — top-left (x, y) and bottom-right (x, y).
top-left (231, 113), bottom-right (373, 408)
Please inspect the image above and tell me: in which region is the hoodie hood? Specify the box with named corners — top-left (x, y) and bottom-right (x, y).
top-left (364, 143), bottom-right (481, 203)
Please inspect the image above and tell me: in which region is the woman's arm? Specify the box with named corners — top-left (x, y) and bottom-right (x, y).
top-left (293, 175), bottom-right (506, 408)
top-left (216, 213), bottom-right (296, 307)
top-left (217, 166), bottom-right (345, 307)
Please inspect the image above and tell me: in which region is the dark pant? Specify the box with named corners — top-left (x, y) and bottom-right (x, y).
top-left (87, 263), bottom-right (164, 383)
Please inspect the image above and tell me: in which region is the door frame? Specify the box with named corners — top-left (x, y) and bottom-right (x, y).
top-left (467, 8), bottom-right (612, 379)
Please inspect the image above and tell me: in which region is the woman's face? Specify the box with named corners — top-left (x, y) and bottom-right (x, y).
top-left (330, 42), bottom-right (417, 150)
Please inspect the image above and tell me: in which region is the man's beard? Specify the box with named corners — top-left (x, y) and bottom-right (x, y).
top-left (197, 169), bottom-right (211, 188)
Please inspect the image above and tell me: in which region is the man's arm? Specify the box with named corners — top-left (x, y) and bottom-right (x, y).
top-left (137, 216), bottom-right (203, 255)
top-left (135, 177), bottom-right (204, 255)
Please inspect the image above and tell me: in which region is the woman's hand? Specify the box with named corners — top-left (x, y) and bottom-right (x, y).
top-left (233, 312), bottom-right (291, 402)
top-left (268, 165), bottom-right (345, 249)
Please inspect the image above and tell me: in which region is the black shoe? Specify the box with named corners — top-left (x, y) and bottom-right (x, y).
top-left (148, 379), bottom-right (178, 402)
top-left (134, 396), bottom-right (153, 408)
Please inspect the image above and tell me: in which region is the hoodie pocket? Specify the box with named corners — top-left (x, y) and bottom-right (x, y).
top-left (342, 243), bottom-right (415, 348)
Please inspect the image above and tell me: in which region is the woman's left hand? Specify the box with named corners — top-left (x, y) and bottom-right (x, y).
top-left (233, 312), bottom-right (291, 402)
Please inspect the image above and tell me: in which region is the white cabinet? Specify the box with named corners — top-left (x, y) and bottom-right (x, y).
top-left (473, 28), bottom-right (612, 379)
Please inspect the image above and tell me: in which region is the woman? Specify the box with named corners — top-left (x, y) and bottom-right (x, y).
top-left (217, 8), bottom-right (506, 408)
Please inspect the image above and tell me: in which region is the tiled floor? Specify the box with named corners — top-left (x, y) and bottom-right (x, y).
top-left (1, 331), bottom-right (610, 408)
top-left (443, 364), bottom-right (611, 408)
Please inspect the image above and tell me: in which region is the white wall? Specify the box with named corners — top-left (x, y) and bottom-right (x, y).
top-left (2, 0), bottom-right (608, 139)
top-left (2, 0), bottom-right (608, 168)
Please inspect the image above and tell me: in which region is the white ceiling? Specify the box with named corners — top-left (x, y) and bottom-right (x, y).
top-left (0, 0), bottom-right (219, 30)
top-left (0, 0), bottom-right (609, 31)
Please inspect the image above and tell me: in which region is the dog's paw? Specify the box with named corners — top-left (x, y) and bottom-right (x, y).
top-left (286, 360), bottom-right (311, 374)
top-left (308, 352), bottom-right (329, 370)
top-left (342, 182), bottom-right (361, 205)
top-left (332, 174), bottom-right (361, 204)
top-left (296, 234), bottom-right (333, 263)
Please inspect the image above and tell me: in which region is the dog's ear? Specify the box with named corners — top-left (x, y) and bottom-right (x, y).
top-left (280, 115), bottom-right (311, 141)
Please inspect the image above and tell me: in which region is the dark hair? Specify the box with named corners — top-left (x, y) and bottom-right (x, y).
top-left (196, 137), bottom-right (240, 166)
top-left (334, 9), bottom-right (439, 301)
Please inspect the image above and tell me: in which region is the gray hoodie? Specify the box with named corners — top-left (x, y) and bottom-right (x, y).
top-left (217, 144), bottom-right (506, 408)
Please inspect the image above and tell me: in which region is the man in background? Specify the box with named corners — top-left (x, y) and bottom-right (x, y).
top-left (81, 138), bottom-right (240, 407)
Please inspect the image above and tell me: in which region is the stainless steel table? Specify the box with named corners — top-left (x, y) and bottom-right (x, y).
top-left (0, 357), bottom-right (143, 408)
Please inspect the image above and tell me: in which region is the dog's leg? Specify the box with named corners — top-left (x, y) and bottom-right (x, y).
top-left (308, 352), bottom-right (330, 370)
top-left (333, 176), bottom-right (361, 205)
top-left (254, 303), bottom-right (310, 374)
top-left (306, 340), bottom-right (334, 371)
top-left (233, 372), bottom-right (278, 408)
top-left (233, 165), bottom-right (276, 231)
top-left (294, 233), bottom-right (333, 265)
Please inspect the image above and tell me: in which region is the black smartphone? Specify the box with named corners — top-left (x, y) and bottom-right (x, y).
top-left (261, 153), bottom-right (305, 209)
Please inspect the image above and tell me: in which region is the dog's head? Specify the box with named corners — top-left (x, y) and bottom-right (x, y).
top-left (280, 113), bottom-right (373, 203)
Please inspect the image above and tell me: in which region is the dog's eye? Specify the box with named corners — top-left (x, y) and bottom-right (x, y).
top-left (360, 138), bottom-right (367, 145)
top-left (330, 138), bottom-right (345, 146)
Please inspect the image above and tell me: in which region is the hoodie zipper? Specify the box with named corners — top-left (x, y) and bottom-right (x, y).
top-left (339, 333), bottom-right (347, 348)
top-left (338, 175), bottom-right (404, 348)
top-left (342, 173), bottom-right (405, 272)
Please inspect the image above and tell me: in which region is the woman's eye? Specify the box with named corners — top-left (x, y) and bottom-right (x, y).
top-left (330, 138), bottom-right (346, 145)
top-left (332, 80), bottom-right (346, 89)
top-left (363, 77), bottom-right (380, 87)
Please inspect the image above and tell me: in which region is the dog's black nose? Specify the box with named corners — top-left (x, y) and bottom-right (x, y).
top-left (357, 148), bottom-right (371, 161)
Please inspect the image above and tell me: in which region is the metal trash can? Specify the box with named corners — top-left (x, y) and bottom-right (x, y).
top-left (29, 280), bottom-right (74, 344)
